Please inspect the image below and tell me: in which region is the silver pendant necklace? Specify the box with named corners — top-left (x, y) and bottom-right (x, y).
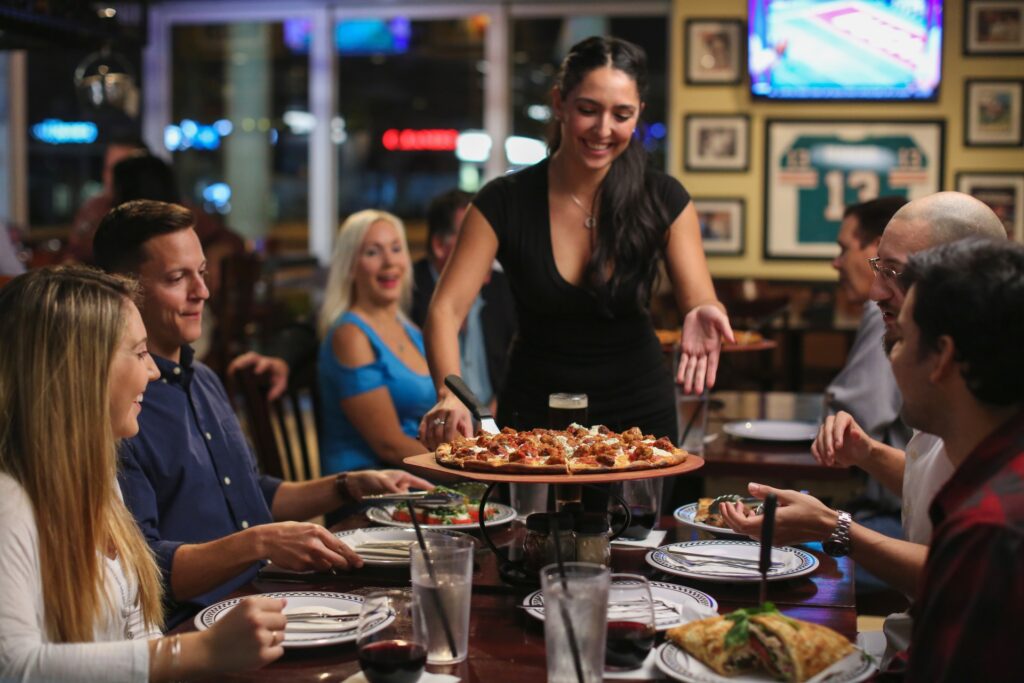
top-left (569, 193), bottom-right (596, 230)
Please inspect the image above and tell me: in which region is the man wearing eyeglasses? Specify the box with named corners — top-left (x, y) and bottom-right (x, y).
top-left (721, 192), bottom-right (1007, 666)
top-left (824, 197), bottom-right (910, 589)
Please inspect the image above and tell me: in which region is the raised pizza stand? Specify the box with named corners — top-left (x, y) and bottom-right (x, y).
top-left (403, 452), bottom-right (705, 585)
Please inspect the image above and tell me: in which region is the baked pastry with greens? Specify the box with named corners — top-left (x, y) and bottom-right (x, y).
top-left (666, 603), bottom-right (855, 682)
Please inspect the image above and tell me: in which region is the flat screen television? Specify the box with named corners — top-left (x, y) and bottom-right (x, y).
top-left (749, 0), bottom-right (943, 101)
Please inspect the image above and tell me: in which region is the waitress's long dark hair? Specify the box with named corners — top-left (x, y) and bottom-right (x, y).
top-left (549, 36), bottom-right (673, 314)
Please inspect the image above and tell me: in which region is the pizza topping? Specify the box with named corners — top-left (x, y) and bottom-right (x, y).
top-left (435, 424), bottom-right (687, 474)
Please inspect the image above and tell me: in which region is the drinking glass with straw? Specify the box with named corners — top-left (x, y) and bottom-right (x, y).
top-left (408, 502), bottom-right (473, 665)
top-left (541, 515), bottom-right (610, 683)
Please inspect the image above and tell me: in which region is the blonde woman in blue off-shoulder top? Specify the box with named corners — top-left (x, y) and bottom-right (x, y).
top-left (318, 210), bottom-right (436, 474)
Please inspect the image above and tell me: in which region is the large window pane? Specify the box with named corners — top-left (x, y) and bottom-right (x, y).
top-left (512, 16), bottom-right (668, 170)
top-left (335, 17), bottom-right (486, 219)
top-left (171, 23), bottom-right (309, 240)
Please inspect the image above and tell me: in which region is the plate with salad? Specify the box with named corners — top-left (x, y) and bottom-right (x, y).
top-left (365, 484), bottom-right (516, 530)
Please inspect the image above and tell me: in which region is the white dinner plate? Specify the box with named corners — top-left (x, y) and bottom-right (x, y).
top-left (521, 580), bottom-right (717, 631)
top-left (194, 591), bottom-right (389, 649)
top-left (333, 527), bottom-right (469, 566)
top-left (365, 502), bottom-right (516, 530)
top-left (673, 503), bottom-right (747, 538)
top-left (645, 540), bottom-right (819, 583)
top-left (722, 420), bottom-right (819, 442)
top-left (655, 641), bottom-right (875, 683)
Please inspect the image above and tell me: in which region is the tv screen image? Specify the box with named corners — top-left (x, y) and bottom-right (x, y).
top-left (749, 0), bottom-right (943, 100)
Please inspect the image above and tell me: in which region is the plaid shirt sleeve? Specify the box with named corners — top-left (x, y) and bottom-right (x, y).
top-left (906, 523), bottom-right (1024, 683)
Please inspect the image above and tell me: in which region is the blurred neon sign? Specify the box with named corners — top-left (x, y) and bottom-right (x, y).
top-left (381, 128), bottom-right (458, 152)
top-left (31, 119), bottom-right (98, 145)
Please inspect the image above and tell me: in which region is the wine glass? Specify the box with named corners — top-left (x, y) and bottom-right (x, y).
top-left (610, 479), bottom-right (660, 540)
top-left (357, 590), bottom-right (428, 683)
top-left (604, 574), bottom-right (657, 671)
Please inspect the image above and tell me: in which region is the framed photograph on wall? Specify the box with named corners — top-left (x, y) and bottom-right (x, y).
top-left (764, 119), bottom-right (944, 260)
top-left (685, 18), bottom-right (744, 85)
top-left (956, 172), bottom-right (1024, 240)
top-left (964, 0), bottom-right (1024, 55)
top-left (694, 198), bottom-right (745, 255)
top-left (964, 79), bottom-right (1024, 146)
top-left (684, 114), bottom-right (749, 172)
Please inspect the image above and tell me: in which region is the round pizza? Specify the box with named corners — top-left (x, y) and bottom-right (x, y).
top-left (434, 424), bottom-right (688, 474)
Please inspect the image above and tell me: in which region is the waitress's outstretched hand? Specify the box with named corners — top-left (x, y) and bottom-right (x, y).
top-left (677, 304), bottom-right (735, 394)
top-left (419, 393), bottom-right (475, 450)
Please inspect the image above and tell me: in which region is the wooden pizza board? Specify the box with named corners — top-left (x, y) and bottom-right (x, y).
top-left (402, 451), bottom-right (704, 484)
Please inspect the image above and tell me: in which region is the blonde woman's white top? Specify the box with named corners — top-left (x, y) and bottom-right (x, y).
top-left (0, 473), bottom-right (159, 682)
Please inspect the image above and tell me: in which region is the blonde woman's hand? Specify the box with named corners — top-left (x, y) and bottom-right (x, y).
top-left (677, 304), bottom-right (735, 394)
top-left (419, 393), bottom-right (474, 450)
top-left (202, 596), bottom-right (287, 673)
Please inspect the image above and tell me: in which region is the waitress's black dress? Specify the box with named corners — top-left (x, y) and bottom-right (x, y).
top-left (473, 158), bottom-right (689, 445)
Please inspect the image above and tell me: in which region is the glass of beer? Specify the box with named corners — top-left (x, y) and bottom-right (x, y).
top-left (549, 393), bottom-right (588, 429)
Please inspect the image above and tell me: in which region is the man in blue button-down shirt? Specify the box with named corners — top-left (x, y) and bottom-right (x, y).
top-left (94, 200), bottom-right (432, 626)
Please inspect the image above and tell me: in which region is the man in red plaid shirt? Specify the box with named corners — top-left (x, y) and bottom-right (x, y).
top-left (889, 237), bottom-right (1024, 681)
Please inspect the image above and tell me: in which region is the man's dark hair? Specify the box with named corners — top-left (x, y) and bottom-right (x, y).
top-left (903, 237), bottom-right (1024, 406)
top-left (93, 199), bottom-right (195, 275)
top-left (844, 196), bottom-right (909, 245)
top-left (112, 155), bottom-right (182, 206)
top-left (426, 189), bottom-right (472, 245)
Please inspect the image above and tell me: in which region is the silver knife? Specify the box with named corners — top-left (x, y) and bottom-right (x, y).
top-left (445, 374), bottom-right (499, 435)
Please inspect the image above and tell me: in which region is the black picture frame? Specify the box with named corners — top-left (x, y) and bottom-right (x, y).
top-left (684, 18), bottom-right (745, 85)
top-left (763, 118), bottom-right (945, 260)
top-left (963, 0), bottom-right (1024, 55)
top-left (694, 197), bottom-right (746, 255)
top-left (956, 171), bottom-right (1024, 239)
top-left (963, 78), bottom-right (1024, 147)
top-left (684, 114), bottom-right (750, 172)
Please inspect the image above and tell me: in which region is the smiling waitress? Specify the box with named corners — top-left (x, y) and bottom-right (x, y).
top-left (419, 36), bottom-right (733, 460)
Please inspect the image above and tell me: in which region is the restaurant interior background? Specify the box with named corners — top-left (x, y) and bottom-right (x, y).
top-left (1, 0), bottom-right (1022, 390)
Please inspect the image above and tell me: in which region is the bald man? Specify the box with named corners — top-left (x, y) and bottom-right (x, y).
top-left (720, 192), bottom-right (1007, 665)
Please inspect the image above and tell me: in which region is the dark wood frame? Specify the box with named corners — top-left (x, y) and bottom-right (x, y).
top-left (694, 197), bottom-right (746, 255)
top-left (964, 78), bottom-right (1024, 147)
top-left (763, 118), bottom-right (945, 260)
top-left (956, 171), bottom-right (1024, 240)
top-left (684, 18), bottom-right (745, 85)
top-left (963, 0), bottom-right (1024, 55)
top-left (684, 113), bottom-right (750, 172)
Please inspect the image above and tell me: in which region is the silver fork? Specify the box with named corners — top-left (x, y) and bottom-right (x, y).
top-left (666, 550), bottom-right (783, 568)
top-left (664, 553), bottom-right (779, 572)
top-left (285, 611), bottom-right (360, 622)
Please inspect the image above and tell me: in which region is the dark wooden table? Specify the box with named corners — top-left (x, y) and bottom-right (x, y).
top-left (688, 390), bottom-right (852, 481)
top-left (177, 511), bottom-right (856, 682)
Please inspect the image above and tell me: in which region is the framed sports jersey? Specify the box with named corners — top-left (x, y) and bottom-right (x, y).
top-left (764, 119), bottom-right (944, 259)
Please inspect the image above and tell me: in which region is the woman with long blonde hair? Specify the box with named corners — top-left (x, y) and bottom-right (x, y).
top-left (0, 266), bottom-right (286, 681)
top-left (318, 210), bottom-right (435, 473)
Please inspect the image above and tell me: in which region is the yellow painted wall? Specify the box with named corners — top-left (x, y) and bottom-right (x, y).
top-left (670, 0), bottom-right (1024, 281)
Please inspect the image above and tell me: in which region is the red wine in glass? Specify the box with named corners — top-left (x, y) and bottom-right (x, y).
top-left (358, 640), bottom-right (427, 683)
top-left (605, 621), bottom-right (656, 669)
top-left (610, 506), bottom-right (656, 540)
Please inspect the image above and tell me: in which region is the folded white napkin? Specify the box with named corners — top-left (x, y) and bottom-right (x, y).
top-left (341, 671), bottom-right (459, 683)
top-left (611, 529), bottom-right (668, 548)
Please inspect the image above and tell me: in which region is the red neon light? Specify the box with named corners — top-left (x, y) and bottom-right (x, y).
top-left (381, 128), bottom-right (458, 151)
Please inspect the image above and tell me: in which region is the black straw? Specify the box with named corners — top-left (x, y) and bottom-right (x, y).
top-left (549, 514), bottom-right (585, 683)
top-left (408, 501), bottom-right (459, 658)
top-left (759, 493), bottom-right (778, 606)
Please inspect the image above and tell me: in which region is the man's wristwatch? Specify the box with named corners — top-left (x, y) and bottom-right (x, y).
top-left (823, 510), bottom-right (852, 557)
